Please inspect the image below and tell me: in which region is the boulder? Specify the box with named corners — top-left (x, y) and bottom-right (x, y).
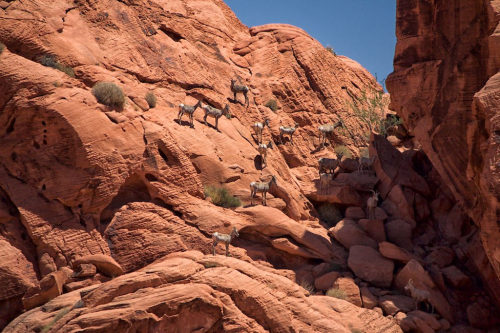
top-left (438, 204), bottom-right (468, 243)
top-left (73, 254), bottom-right (124, 277)
top-left (408, 310), bottom-right (441, 331)
top-left (345, 206), bottom-right (366, 220)
top-left (360, 286), bottom-right (377, 309)
top-left (385, 219), bottom-right (413, 250)
top-left (425, 247), bottom-right (454, 268)
top-left (358, 219), bottom-right (386, 242)
top-left (441, 265), bottom-right (471, 288)
top-left (22, 270), bottom-right (70, 310)
top-left (314, 271), bottom-right (340, 291)
top-left (466, 302), bottom-right (495, 329)
top-left (329, 219), bottom-right (378, 249)
top-left (74, 264), bottom-right (97, 278)
top-left (348, 245), bottom-right (394, 288)
top-left (332, 277), bottom-right (362, 307)
top-left (379, 294), bottom-right (415, 315)
top-left (378, 241), bottom-right (415, 263)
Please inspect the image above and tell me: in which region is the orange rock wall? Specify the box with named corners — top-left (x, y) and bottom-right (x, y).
top-left (387, 0), bottom-right (500, 305)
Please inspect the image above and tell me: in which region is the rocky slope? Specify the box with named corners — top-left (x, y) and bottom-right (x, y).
top-left (1, 0), bottom-right (499, 332)
top-left (0, 0), bottom-right (384, 329)
top-left (386, 0), bottom-right (500, 308)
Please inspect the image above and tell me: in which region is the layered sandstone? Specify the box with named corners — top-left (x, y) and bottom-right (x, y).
top-left (386, 0), bottom-right (500, 305)
top-left (0, 0), bottom-right (381, 328)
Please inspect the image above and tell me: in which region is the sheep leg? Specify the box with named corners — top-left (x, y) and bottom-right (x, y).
top-left (263, 191), bottom-right (266, 206)
top-left (203, 113), bottom-right (208, 126)
top-left (225, 242), bottom-right (229, 256)
top-left (291, 134), bottom-right (294, 145)
top-left (279, 134), bottom-right (283, 144)
top-left (178, 110), bottom-right (183, 123)
top-left (212, 240), bottom-right (217, 256)
top-left (245, 93), bottom-right (249, 106)
top-left (250, 187), bottom-right (254, 205)
top-left (215, 117), bottom-right (219, 131)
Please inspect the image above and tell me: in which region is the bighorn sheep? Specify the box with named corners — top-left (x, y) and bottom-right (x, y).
top-left (250, 175), bottom-right (277, 206)
top-left (318, 152), bottom-right (344, 176)
top-left (359, 155), bottom-right (376, 173)
top-left (279, 123), bottom-right (299, 145)
top-left (367, 190), bottom-right (379, 220)
top-left (212, 227), bottom-right (239, 256)
top-left (178, 100), bottom-right (202, 128)
top-left (202, 103), bottom-right (230, 131)
top-left (252, 118), bottom-right (270, 143)
top-left (258, 140), bottom-right (273, 167)
top-left (404, 279), bottom-right (434, 313)
top-left (230, 79), bottom-right (249, 106)
top-left (318, 120), bottom-right (342, 148)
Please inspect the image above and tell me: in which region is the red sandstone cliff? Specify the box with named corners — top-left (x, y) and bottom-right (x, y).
top-left (1, 0), bottom-right (498, 331)
top-left (387, 0), bottom-right (500, 308)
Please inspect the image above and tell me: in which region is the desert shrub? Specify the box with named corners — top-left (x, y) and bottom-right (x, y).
top-left (41, 307), bottom-right (70, 333)
top-left (265, 99), bottom-right (278, 111)
top-left (334, 145), bottom-right (352, 158)
top-left (145, 91), bottom-right (157, 108)
top-left (326, 46), bottom-right (336, 56)
top-left (92, 82), bottom-right (125, 108)
top-left (347, 86), bottom-right (400, 141)
top-left (299, 280), bottom-right (314, 294)
top-left (326, 287), bottom-right (346, 300)
top-left (204, 185), bottom-right (241, 208)
top-left (201, 261), bottom-right (221, 268)
top-left (39, 55), bottom-right (75, 78)
top-left (359, 147), bottom-right (369, 158)
top-left (317, 204), bottom-right (343, 227)
top-left (0, 42), bottom-right (5, 55)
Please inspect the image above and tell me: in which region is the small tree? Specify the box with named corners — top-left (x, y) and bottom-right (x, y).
top-left (347, 86), bottom-right (400, 142)
top-left (39, 55), bottom-right (75, 78)
top-left (204, 185), bottom-right (240, 208)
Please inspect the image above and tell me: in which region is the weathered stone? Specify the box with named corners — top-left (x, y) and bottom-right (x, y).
top-left (332, 277), bottom-right (362, 307)
top-left (329, 219), bottom-right (378, 249)
top-left (379, 294), bottom-right (415, 316)
top-left (386, 219), bottom-right (413, 250)
top-left (360, 286), bottom-right (377, 309)
top-left (348, 245), bottom-right (394, 288)
top-left (358, 219), bottom-right (386, 243)
top-left (441, 266), bottom-right (471, 288)
top-left (378, 242), bottom-right (415, 263)
top-left (345, 206), bottom-right (366, 220)
top-left (314, 271), bottom-right (340, 291)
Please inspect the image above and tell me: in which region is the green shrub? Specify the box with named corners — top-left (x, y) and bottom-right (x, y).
top-left (39, 55), bottom-right (75, 78)
top-left (204, 185), bottom-right (241, 208)
top-left (326, 46), bottom-right (336, 56)
top-left (326, 287), bottom-right (346, 300)
top-left (359, 147), bottom-right (369, 158)
top-left (317, 204), bottom-right (343, 227)
top-left (0, 42), bottom-right (5, 55)
top-left (145, 91), bottom-right (157, 108)
top-left (347, 86), bottom-right (399, 141)
top-left (265, 99), bottom-right (278, 111)
top-left (334, 145), bottom-right (352, 158)
top-left (92, 82), bottom-right (125, 108)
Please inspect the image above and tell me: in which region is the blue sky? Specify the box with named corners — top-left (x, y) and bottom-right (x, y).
top-left (225, 0), bottom-right (396, 87)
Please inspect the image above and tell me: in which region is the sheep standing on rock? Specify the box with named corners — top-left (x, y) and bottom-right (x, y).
top-left (366, 190), bottom-right (379, 220)
top-left (178, 100), bottom-right (202, 128)
top-left (202, 103), bottom-right (230, 131)
top-left (258, 140), bottom-right (273, 167)
top-left (252, 118), bottom-right (269, 143)
top-left (404, 279), bottom-right (434, 313)
top-left (230, 79), bottom-right (249, 106)
top-left (359, 155), bottom-right (376, 173)
top-left (279, 123), bottom-right (299, 145)
top-left (318, 152), bottom-right (344, 176)
top-left (212, 227), bottom-right (239, 256)
top-left (250, 175), bottom-right (277, 206)
top-left (318, 120), bottom-right (342, 148)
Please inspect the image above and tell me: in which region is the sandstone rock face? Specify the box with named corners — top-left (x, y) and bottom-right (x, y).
top-left (3, 252), bottom-right (402, 333)
top-left (0, 0), bottom-right (384, 328)
top-left (387, 0), bottom-right (500, 305)
top-left (329, 219), bottom-right (378, 249)
top-left (332, 277), bottom-right (362, 307)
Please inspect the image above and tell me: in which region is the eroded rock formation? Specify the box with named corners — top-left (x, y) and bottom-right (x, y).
top-left (387, 0), bottom-right (500, 307)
